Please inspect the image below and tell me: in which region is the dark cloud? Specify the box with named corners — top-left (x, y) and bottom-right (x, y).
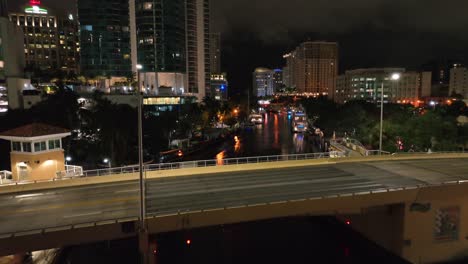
top-left (8, 0), bottom-right (468, 92)
top-left (212, 0), bottom-right (468, 43)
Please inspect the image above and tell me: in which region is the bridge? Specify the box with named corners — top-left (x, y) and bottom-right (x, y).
top-left (0, 152), bottom-right (468, 263)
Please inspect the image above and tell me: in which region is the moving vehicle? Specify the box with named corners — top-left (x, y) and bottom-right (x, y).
top-left (249, 114), bottom-right (263, 124)
top-left (159, 149), bottom-right (184, 163)
top-left (292, 111), bottom-right (308, 132)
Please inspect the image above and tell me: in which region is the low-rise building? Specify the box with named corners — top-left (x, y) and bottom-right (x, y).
top-left (0, 123), bottom-right (74, 182)
top-left (334, 68), bottom-right (431, 104)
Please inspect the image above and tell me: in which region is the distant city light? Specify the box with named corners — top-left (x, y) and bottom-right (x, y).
top-left (66, 156), bottom-right (72, 162)
top-left (391, 73), bottom-right (401, 81)
top-left (136, 64), bottom-right (143, 70)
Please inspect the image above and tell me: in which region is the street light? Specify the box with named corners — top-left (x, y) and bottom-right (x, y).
top-left (136, 63), bottom-right (147, 256)
top-left (379, 73), bottom-right (400, 155)
top-left (103, 158), bottom-right (111, 168)
top-left (65, 156), bottom-right (71, 165)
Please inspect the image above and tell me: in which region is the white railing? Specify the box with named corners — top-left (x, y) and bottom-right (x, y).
top-left (81, 151), bottom-right (347, 177)
top-left (1, 151), bottom-right (466, 186)
top-left (365, 150), bottom-right (392, 156)
top-left (0, 171), bottom-right (12, 184)
top-left (56, 165), bottom-right (84, 178)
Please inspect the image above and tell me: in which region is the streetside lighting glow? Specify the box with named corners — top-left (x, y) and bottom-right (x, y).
top-left (391, 73), bottom-right (401, 81)
top-left (66, 156), bottom-right (72, 162)
top-left (103, 158), bottom-right (109, 163)
top-left (136, 64), bottom-right (143, 70)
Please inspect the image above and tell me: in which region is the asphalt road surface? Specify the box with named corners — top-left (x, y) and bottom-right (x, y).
top-left (0, 158), bottom-right (467, 236)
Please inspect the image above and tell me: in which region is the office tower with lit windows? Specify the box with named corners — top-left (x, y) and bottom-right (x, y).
top-left (210, 73), bottom-right (227, 101)
top-left (132, 0), bottom-right (211, 99)
top-left (78, 0), bottom-right (131, 77)
top-left (272, 69), bottom-right (283, 93)
top-left (253, 68), bottom-right (274, 97)
top-left (9, 0), bottom-right (79, 74)
top-left (285, 41), bottom-right (338, 97)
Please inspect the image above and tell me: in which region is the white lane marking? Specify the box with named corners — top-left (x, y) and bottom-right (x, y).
top-left (63, 211), bottom-right (102, 218)
top-left (15, 193), bottom-right (44, 198)
top-left (114, 189), bottom-right (139, 194)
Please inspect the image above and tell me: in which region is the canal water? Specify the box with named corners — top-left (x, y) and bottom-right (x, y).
top-left (56, 113), bottom-right (409, 263)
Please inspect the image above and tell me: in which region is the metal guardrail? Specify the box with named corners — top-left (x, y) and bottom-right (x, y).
top-left (81, 151), bottom-right (347, 177)
top-left (365, 150), bottom-right (392, 156)
top-left (2, 178), bottom-right (468, 238)
top-left (56, 165), bottom-right (84, 178)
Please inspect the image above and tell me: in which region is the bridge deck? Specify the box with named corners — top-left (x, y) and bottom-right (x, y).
top-left (0, 155), bottom-right (467, 238)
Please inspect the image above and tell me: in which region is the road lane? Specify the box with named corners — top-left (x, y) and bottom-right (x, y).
top-left (0, 158), bottom-right (467, 236)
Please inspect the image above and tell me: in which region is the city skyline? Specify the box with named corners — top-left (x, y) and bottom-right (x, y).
top-left (6, 0), bottom-right (468, 93)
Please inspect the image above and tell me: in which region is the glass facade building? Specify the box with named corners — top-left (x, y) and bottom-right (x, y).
top-left (135, 0), bottom-right (186, 73)
top-left (78, 0), bottom-right (131, 77)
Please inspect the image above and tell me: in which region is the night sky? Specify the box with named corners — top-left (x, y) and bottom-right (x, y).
top-left (9, 0), bottom-right (468, 95)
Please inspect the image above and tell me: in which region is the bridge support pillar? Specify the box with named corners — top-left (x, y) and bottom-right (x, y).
top-left (138, 227), bottom-right (149, 264)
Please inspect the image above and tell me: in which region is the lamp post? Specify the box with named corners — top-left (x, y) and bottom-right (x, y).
top-left (136, 64), bottom-right (145, 226)
top-left (379, 73), bottom-right (400, 155)
top-left (136, 64), bottom-right (149, 264)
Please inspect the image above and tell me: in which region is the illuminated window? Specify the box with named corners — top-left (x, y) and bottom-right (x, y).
top-left (82, 25), bottom-right (92, 31)
top-left (143, 2), bottom-right (153, 10)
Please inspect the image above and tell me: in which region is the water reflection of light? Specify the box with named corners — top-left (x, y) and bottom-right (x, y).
top-left (273, 114), bottom-right (279, 146)
top-left (216, 151), bottom-right (225, 165)
top-left (234, 136), bottom-right (241, 153)
top-left (293, 133), bottom-right (304, 153)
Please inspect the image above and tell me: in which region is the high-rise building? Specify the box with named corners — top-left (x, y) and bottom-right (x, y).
top-left (334, 68), bottom-right (432, 104)
top-left (133, 0), bottom-right (187, 95)
top-left (210, 32), bottom-right (221, 74)
top-left (449, 66), bottom-right (468, 98)
top-left (0, 2), bottom-right (26, 112)
top-left (283, 52), bottom-right (296, 88)
top-left (185, 0), bottom-right (211, 99)
top-left (282, 66), bottom-right (290, 88)
top-left (78, 0), bottom-right (131, 78)
top-left (285, 41), bottom-right (338, 97)
top-left (210, 73), bottom-right (227, 101)
top-left (9, 0), bottom-right (79, 74)
top-left (57, 15), bottom-right (79, 75)
top-left (253, 67), bottom-right (274, 97)
top-left (0, 0), bottom-right (7, 18)
top-left (131, 0), bottom-right (211, 99)
top-left (272, 69), bottom-right (283, 93)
